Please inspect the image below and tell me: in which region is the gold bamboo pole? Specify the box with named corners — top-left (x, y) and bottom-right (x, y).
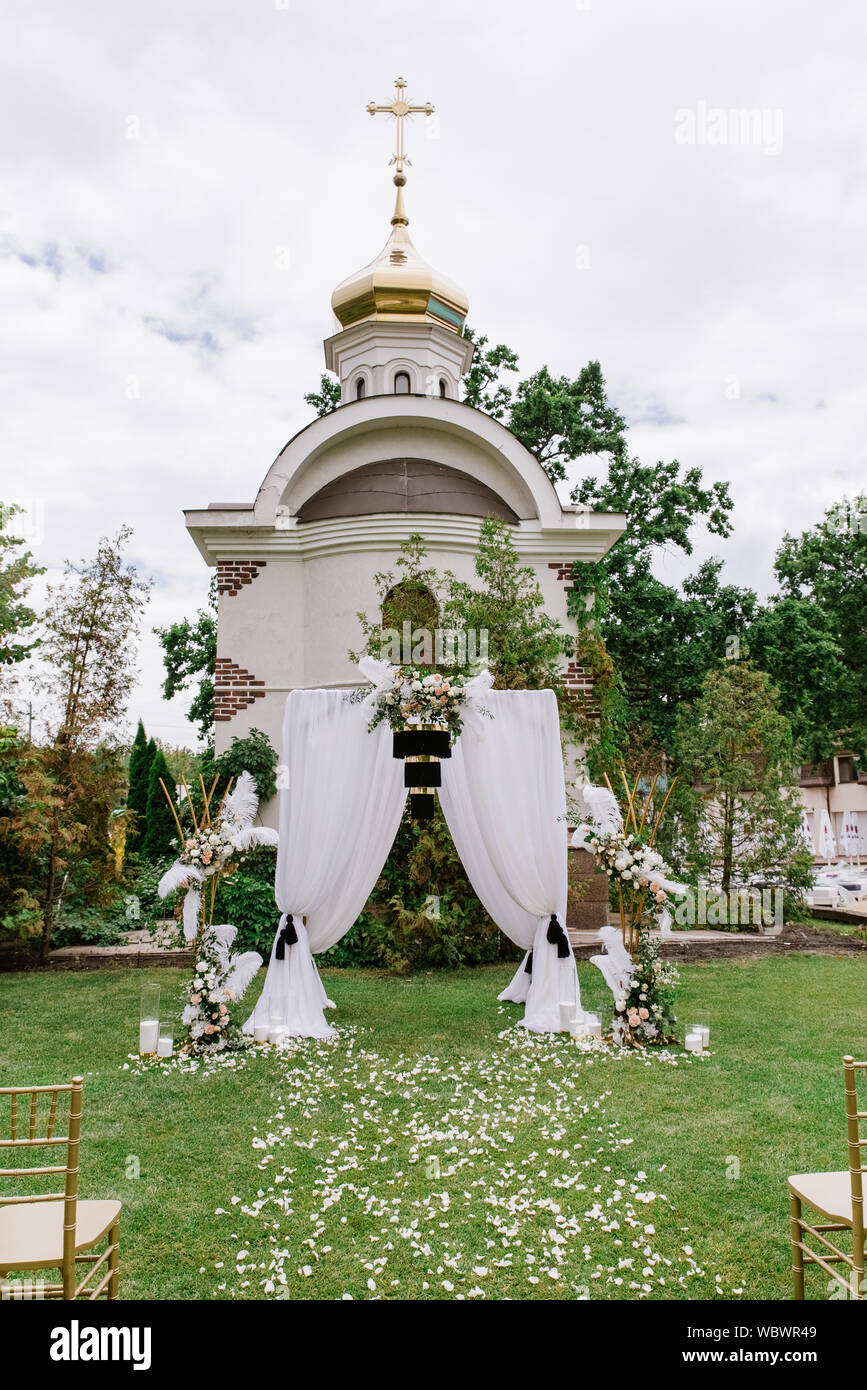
top-left (158, 779), bottom-right (186, 844)
top-left (215, 776), bottom-right (234, 821)
top-left (648, 776), bottom-right (678, 846)
top-left (181, 777), bottom-right (199, 835)
top-left (637, 774), bottom-right (659, 836)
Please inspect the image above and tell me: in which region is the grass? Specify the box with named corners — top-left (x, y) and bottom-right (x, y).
top-left (1, 953), bottom-right (865, 1301)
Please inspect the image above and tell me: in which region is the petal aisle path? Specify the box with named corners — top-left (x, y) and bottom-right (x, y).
top-left (209, 1026), bottom-right (744, 1301)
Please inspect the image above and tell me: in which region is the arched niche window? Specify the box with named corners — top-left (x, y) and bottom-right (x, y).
top-left (382, 580), bottom-right (439, 666)
top-left (394, 370), bottom-right (411, 395)
top-left (355, 378), bottom-right (366, 400)
top-left (439, 378), bottom-right (448, 398)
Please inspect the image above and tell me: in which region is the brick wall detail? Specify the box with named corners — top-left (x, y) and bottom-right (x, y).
top-left (217, 560), bottom-right (267, 597)
top-left (214, 658), bottom-right (266, 722)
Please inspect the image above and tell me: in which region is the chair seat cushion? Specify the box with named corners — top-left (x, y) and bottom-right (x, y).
top-left (788, 1171), bottom-right (856, 1224)
top-left (0, 1199), bottom-right (121, 1272)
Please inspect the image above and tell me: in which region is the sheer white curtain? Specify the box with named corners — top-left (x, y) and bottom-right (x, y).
top-left (245, 690), bottom-right (407, 1038)
top-left (438, 689), bottom-right (580, 1032)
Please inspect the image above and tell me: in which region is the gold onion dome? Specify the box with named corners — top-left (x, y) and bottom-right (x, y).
top-left (331, 174), bottom-right (469, 334)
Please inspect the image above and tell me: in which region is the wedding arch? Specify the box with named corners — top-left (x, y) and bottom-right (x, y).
top-left (244, 675), bottom-right (581, 1039)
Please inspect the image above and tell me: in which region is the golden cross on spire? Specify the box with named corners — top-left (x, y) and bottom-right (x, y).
top-left (366, 77), bottom-right (434, 178)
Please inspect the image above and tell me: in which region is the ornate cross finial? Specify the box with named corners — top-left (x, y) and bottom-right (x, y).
top-left (366, 76), bottom-right (434, 179)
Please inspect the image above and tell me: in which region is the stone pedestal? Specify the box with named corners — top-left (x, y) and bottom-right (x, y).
top-left (567, 846), bottom-right (609, 931)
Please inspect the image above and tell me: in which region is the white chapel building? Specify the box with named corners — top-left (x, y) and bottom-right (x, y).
top-left (184, 100), bottom-right (626, 820)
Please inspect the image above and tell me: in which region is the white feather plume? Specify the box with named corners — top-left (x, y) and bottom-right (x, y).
top-left (232, 825), bottom-right (279, 850)
top-left (647, 872), bottom-right (689, 898)
top-left (223, 770), bottom-right (259, 828)
top-left (158, 860), bottom-right (201, 900)
top-left (581, 785), bottom-right (623, 835)
top-left (224, 951), bottom-right (263, 1001)
top-left (570, 824), bottom-right (594, 849)
top-left (182, 888), bottom-right (201, 942)
top-left (210, 923), bottom-right (238, 950)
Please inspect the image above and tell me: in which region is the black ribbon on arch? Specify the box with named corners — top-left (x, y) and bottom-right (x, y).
top-left (275, 914), bottom-right (298, 961)
top-left (546, 914), bottom-right (570, 959)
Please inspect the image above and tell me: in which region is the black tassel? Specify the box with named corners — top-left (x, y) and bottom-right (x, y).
top-left (275, 914), bottom-right (298, 961)
top-left (409, 792), bottom-right (435, 819)
top-left (546, 914), bottom-right (570, 959)
top-left (524, 950), bottom-right (534, 975)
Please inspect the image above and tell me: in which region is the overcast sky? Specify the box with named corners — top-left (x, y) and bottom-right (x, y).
top-left (2, 0), bottom-right (864, 746)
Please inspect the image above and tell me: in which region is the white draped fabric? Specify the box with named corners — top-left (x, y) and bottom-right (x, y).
top-left (245, 689), bottom-right (407, 1038)
top-left (437, 689), bottom-right (580, 1032)
top-left (247, 683), bottom-right (578, 1038)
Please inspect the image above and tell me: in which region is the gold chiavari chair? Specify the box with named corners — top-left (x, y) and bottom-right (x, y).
top-left (0, 1076), bottom-right (121, 1300)
top-left (788, 1055), bottom-right (866, 1300)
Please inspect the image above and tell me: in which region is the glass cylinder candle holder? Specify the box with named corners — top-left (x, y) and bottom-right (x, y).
top-left (157, 1023), bottom-right (175, 1059)
top-left (139, 982), bottom-right (161, 1056)
top-left (691, 1010), bottom-right (711, 1049)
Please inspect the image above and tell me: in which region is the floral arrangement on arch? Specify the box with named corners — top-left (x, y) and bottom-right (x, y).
top-left (157, 770), bottom-right (279, 1052)
top-left (356, 656), bottom-right (493, 739)
top-left (182, 924), bottom-right (261, 1052)
top-left (577, 773), bottom-right (687, 1049)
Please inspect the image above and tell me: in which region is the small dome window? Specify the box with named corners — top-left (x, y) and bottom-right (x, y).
top-left (394, 371), bottom-right (411, 395)
top-left (355, 378), bottom-right (366, 400)
top-left (439, 378), bottom-right (448, 398)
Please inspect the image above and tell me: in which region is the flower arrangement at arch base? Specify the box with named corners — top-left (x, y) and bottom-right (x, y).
top-left (573, 772), bottom-right (687, 1049)
top-left (157, 770), bottom-right (278, 1053)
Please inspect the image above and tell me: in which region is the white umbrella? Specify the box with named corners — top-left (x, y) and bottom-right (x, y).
top-left (798, 809), bottom-right (815, 853)
top-left (818, 810), bottom-right (837, 864)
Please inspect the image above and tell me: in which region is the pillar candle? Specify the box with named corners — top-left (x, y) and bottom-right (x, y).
top-left (157, 1035), bottom-right (173, 1058)
top-left (253, 1023), bottom-right (269, 1044)
top-left (139, 1019), bottom-right (159, 1055)
top-left (559, 1001), bottom-right (576, 1032)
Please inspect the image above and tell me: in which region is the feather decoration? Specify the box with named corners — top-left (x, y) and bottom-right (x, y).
top-left (210, 923), bottom-right (238, 950)
top-left (358, 655), bottom-right (395, 708)
top-left (158, 860), bottom-right (202, 900)
top-left (232, 825), bottom-right (279, 850)
top-left (570, 824), bottom-right (594, 849)
top-left (223, 770), bottom-right (259, 828)
top-left (224, 950), bottom-right (263, 1001)
top-left (182, 887), bottom-right (201, 942)
top-left (647, 872), bottom-right (689, 898)
top-left (581, 785), bottom-right (624, 835)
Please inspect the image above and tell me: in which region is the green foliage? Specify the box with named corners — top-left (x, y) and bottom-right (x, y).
top-left (442, 518), bottom-right (569, 689)
top-left (50, 908), bottom-right (124, 948)
top-left (197, 728), bottom-right (278, 815)
top-left (0, 502), bottom-right (43, 667)
top-left (211, 848), bottom-right (279, 956)
top-left (459, 328), bottom-right (520, 419)
top-left (673, 660), bottom-right (814, 898)
top-left (771, 493), bottom-right (867, 759)
top-left (304, 373), bottom-right (341, 417)
top-left (155, 577), bottom-right (217, 743)
top-left (124, 722), bottom-right (154, 857)
top-left (322, 804), bottom-right (513, 972)
top-left (142, 749), bottom-right (177, 862)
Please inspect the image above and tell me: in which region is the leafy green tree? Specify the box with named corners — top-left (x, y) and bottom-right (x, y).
top-left (156, 577), bottom-right (217, 742)
top-left (673, 660), bottom-right (813, 895)
top-left (0, 502), bottom-right (43, 670)
top-left (747, 597), bottom-right (853, 764)
top-left (303, 373), bottom-right (341, 417)
top-left (459, 329), bottom-right (519, 419)
top-left (771, 493), bottom-right (867, 758)
top-left (196, 728), bottom-right (279, 818)
top-left (442, 517), bottom-right (570, 689)
top-left (124, 722), bottom-right (154, 857)
top-left (142, 748), bottom-right (177, 862)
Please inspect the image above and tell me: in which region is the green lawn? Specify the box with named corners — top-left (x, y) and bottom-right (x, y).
top-left (1, 954), bottom-right (864, 1301)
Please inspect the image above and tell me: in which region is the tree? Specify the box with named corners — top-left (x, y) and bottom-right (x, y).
top-left (673, 660), bottom-right (812, 894)
top-left (771, 493), bottom-right (867, 758)
top-left (459, 329), bottom-right (519, 419)
top-left (124, 722), bottom-right (154, 857)
top-left (442, 517), bottom-right (570, 690)
top-left (197, 728), bottom-right (278, 815)
top-left (33, 527), bottom-right (150, 956)
top-left (156, 577), bottom-right (217, 742)
top-left (0, 502), bottom-right (43, 671)
top-left (141, 748), bottom-right (177, 862)
top-left (303, 373), bottom-right (341, 417)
